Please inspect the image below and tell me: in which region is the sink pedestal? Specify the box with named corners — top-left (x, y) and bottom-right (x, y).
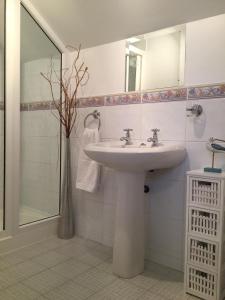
top-left (112, 171), bottom-right (145, 278)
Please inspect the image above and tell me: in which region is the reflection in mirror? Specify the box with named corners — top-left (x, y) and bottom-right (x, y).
top-left (20, 5), bottom-right (61, 225)
top-left (0, 0), bottom-right (5, 231)
top-left (125, 25), bottom-right (185, 92)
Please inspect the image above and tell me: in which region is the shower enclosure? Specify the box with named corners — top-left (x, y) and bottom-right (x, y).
top-left (0, 0), bottom-right (64, 248)
top-left (20, 5), bottom-right (62, 225)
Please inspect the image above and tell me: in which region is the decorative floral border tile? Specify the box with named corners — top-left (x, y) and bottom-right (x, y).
top-left (29, 101), bottom-right (52, 111)
top-left (188, 84), bottom-right (225, 99)
top-left (104, 93), bottom-right (141, 106)
top-left (78, 96), bottom-right (105, 108)
top-left (142, 88), bottom-right (187, 103)
top-left (20, 103), bottom-right (29, 111)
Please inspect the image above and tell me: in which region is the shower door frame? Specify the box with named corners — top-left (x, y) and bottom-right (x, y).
top-left (0, 0), bottom-right (67, 250)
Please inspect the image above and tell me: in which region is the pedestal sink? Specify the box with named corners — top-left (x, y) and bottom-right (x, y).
top-left (85, 141), bottom-right (186, 278)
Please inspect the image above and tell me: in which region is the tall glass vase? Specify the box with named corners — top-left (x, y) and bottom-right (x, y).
top-left (58, 137), bottom-right (75, 239)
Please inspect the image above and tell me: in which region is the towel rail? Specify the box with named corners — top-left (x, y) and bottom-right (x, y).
top-left (84, 110), bottom-right (101, 130)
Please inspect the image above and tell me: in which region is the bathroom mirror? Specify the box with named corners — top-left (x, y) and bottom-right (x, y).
top-left (20, 5), bottom-right (61, 225)
top-left (0, 0), bottom-right (5, 231)
top-left (125, 25), bottom-right (186, 92)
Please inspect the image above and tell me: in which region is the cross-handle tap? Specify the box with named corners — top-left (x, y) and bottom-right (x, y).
top-left (147, 128), bottom-right (160, 146)
top-left (120, 128), bottom-right (133, 145)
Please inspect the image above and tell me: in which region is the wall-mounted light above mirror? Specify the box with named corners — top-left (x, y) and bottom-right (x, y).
top-left (125, 25), bottom-right (186, 92)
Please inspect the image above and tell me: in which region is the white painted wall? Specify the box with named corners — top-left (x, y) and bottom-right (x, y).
top-left (75, 40), bottom-right (126, 98)
top-left (68, 13), bottom-right (225, 272)
top-left (185, 14), bottom-right (225, 85)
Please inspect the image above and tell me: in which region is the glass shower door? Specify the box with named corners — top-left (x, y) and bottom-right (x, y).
top-left (20, 5), bottom-right (61, 225)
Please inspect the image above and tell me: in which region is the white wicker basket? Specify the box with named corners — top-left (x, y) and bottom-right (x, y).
top-left (185, 170), bottom-right (225, 300)
top-left (187, 236), bottom-right (218, 269)
top-left (187, 265), bottom-right (217, 300)
top-left (188, 207), bottom-right (220, 238)
top-left (189, 177), bottom-right (221, 209)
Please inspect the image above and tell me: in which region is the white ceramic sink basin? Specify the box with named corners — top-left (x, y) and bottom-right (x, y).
top-left (85, 141), bottom-right (186, 172)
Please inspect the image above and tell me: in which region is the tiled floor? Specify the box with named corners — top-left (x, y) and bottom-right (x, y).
top-left (0, 236), bottom-right (197, 299)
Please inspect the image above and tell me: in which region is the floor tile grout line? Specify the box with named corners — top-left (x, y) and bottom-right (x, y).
top-left (39, 278), bottom-right (82, 298)
top-left (21, 270), bottom-right (71, 297)
top-left (0, 282), bottom-right (46, 299)
top-left (42, 265), bottom-right (116, 299)
top-left (20, 257), bottom-right (104, 297)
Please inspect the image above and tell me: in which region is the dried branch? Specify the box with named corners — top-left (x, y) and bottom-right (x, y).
top-left (41, 45), bottom-right (88, 138)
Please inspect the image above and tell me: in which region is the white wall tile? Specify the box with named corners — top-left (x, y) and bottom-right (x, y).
top-left (84, 200), bottom-right (104, 243)
top-left (100, 105), bottom-right (142, 140)
top-left (148, 179), bottom-right (186, 221)
top-left (101, 168), bottom-right (117, 205)
top-left (141, 101), bottom-right (186, 141)
top-left (186, 98), bottom-right (225, 142)
top-left (146, 246), bottom-right (184, 271)
top-left (147, 214), bottom-right (184, 256)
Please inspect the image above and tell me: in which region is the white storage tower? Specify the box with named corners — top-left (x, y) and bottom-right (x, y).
top-left (185, 170), bottom-right (225, 300)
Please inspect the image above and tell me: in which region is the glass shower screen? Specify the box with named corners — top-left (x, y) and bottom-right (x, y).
top-left (20, 5), bottom-right (61, 225)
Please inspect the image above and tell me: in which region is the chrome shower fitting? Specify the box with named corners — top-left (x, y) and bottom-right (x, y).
top-left (186, 104), bottom-right (203, 117)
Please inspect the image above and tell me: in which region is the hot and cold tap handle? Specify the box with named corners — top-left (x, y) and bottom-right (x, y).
top-left (123, 129), bottom-right (133, 136)
top-left (152, 128), bottom-right (160, 133)
top-left (124, 128), bottom-right (133, 132)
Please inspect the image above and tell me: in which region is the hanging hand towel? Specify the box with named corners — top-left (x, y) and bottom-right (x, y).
top-left (76, 128), bottom-right (100, 192)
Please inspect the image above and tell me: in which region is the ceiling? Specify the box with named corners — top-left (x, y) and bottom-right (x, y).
top-left (30, 0), bottom-right (225, 49)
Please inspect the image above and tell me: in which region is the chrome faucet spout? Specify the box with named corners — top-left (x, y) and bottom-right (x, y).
top-left (147, 128), bottom-right (160, 147)
top-left (120, 128), bottom-right (133, 145)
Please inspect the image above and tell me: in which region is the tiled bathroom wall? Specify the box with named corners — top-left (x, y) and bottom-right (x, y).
top-left (64, 13), bottom-right (225, 272)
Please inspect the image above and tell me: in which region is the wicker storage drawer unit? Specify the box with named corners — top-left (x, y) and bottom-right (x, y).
top-left (185, 170), bottom-right (225, 300)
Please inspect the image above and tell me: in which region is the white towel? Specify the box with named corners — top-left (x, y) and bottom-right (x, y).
top-left (76, 128), bottom-right (100, 192)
